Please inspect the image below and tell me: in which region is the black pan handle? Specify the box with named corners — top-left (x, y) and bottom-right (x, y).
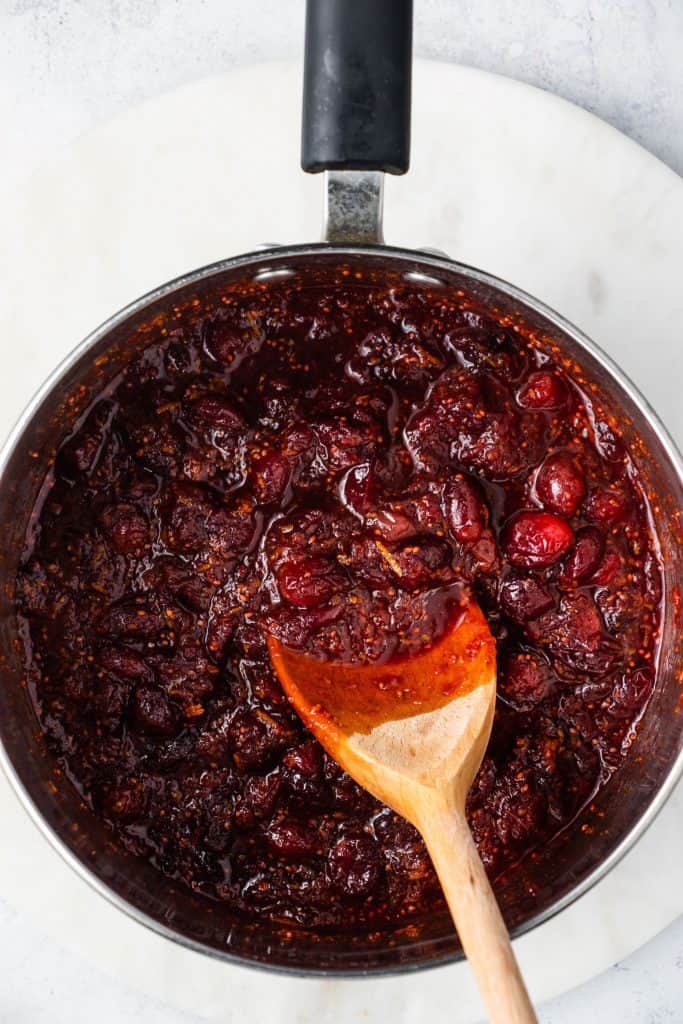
top-left (301, 0), bottom-right (413, 175)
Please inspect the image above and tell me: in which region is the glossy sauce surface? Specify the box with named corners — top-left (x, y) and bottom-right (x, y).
top-left (17, 273), bottom-right (662, 930)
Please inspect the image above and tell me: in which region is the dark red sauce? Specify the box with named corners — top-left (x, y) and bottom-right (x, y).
top-left (16, 272), bottom-right (662, 930)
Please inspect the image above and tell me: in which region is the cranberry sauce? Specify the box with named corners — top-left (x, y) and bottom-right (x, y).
top-left (16, 272), bottom-right (662, 931)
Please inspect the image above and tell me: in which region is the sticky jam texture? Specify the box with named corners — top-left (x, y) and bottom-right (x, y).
top-left (16, 274), bottom-right (662, 930)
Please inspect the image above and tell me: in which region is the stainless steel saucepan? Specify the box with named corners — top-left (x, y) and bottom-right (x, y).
top-left (1, 0), bottom-right (681, 975)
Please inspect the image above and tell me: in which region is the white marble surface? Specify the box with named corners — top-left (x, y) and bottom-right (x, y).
top-left (1, 3), bottom-right (682, 1022)
top-left (0, 0), bottom-right (682, 198)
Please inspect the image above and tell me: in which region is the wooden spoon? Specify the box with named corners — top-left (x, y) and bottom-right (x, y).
top-left (268, 598), bottom-right (537, 1024)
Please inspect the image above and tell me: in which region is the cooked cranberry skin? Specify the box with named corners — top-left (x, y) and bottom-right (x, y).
top-left (97, 644), bottom-right (152, 681)
top-left (280, 741), bottom-right (325, 802)
top-left (58, 401), bottom-right (115, 476)
top-left (471, 529), bottom-right (499, 574)
top-left (585, 488), bottom-right (630, 525)
top-left (499, 574), bottom-right (555, 623)
top-left (382, 538), bottom-right (452, 590)
top-left (237, 773), bottom-right (281, 826)
top-left (339, 463), bottom-right (376, 518)
top-left (405, 368), bottom-right (546, 480)
top-left (611, 668), bottom-right (654, 714)
top-left (130, 685), bottom-right (179, 737)
top-left (228, 709), bottom-right (294, 772)
top-left (97, 598), bottom-right (174, 646)
top-left (530, 591), bottom-right (622, 676)
top-left (250, 450), bottom-right (291, 504)
top-left (365, 505), bottom-right (417, 542)
top-left (190, 394), bottom-right (245, 431)
top-left (265, 819), bottom-right (317, 859)
top-left (444, 476), bottom-right (488, 543)
top-left (164, 482), bottom-right (212, 552)
top-left (593, 419), bottom-right (625, 463)
top-left (502, 511), bottom-right (574, 568)
top-left (100, 504), bottom-right (150, 554)
top-left (205, 314), bottom-right (264, 366)
top-left (499, 650), bottom-right (552, 710)
top-left (560, 526), bottom-right (605, 585)
top-left (535, 452), bottom-right (586, 517)
top-left (590, 549), bottom-right (621, 585)
top-left (326, 834), bottom-right (382, 896)
top-left (276, 556), bottom-right (345, 608)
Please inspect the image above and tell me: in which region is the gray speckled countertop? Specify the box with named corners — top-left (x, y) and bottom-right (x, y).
top-left (1, 2), bottom-right (682, 1021)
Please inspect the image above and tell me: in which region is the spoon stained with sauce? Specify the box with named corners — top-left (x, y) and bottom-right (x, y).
top-left (268, 598), bottom-right (537, 1024)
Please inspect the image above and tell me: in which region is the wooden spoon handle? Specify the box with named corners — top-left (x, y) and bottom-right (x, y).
top-left (418, 800), bottom-right (537, 1024)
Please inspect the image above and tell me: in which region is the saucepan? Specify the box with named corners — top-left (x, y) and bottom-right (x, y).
top-left (1, 0), bottom-right (682, 974)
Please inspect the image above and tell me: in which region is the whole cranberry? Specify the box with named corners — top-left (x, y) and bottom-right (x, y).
top-left (517, 371), bottom-right (567, 410)
top-left (502, 511), bottom-right (574, 568)
top-left (444, 476), bottom-right (488, 543)
top-left (535, 452), bottom-right (586, 517)
top-left (326, 833), bottom-right (382, 896)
